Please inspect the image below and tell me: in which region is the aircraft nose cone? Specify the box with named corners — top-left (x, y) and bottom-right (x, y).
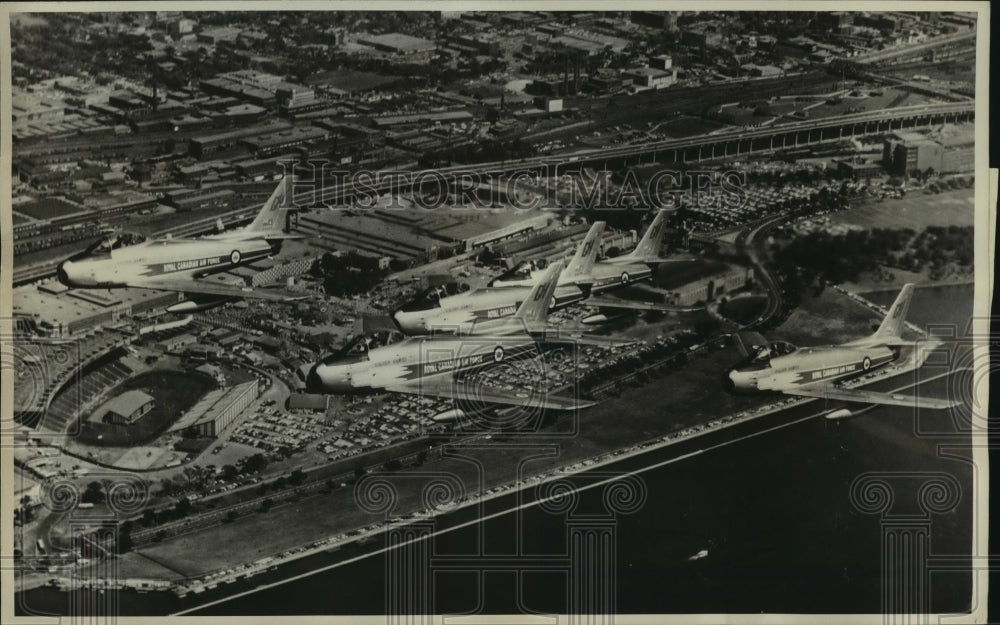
top-left (306, 363), bottom-right (355, 393)
top-left (722, 370), bottom-right (737, 392)
top-left (57, 260), bottom-right (86, 286)
top-left (305, 363), bottom-right (324, 393)
top-left (56, 261), bottom-right (71, 286)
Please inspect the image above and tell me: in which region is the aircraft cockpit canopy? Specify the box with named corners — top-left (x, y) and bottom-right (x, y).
top-left (321, 331), bottom-right (405, 365)
top-left (507, 258), bottom-right (548, 279)
top-left (489, 258), bottom-right (549, 285)
top-left (736, 340), bottom-right (798, 371)
top-left (87, 231), bottom-right (147, 257)
top-left (397, 282), bottom-right (471, 312)
top-left (769, 341), bottom-right (797, 357)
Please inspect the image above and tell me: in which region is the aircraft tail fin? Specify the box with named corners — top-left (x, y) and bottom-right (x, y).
top-left (246, 176), bottom-right (296, 234)
top-left (514, 259), bottom-right (565, 326)
top-left (563, 222), bottom-right (605, 281)
top-left (624, 209), bottom-right (669, 261)
top-left (869, 283), bottom-right (915, 344)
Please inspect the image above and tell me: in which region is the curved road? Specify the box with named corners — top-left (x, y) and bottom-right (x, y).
top-left (734, 214), bottom-right (788, 329)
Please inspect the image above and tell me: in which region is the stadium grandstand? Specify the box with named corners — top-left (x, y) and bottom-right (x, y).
top-left (41, 349), bottom-right (138, 433)
top-left (169, 381), bottom-right (259, 437)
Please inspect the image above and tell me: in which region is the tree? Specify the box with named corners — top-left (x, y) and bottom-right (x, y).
top-left (82, 481), bottom-right (104, 505)
top-left (289, 469), bottom-right (306, 486)
top-left (119, 529), bottom-right (133, 553)
top-left (354, 466), bottom-right (367, 480)
top-left (260, 498), bottom-right (274, 513)
top-left (244, 454), bottom-right (268, 473)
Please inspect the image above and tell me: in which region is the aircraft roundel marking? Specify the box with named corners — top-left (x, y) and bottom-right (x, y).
top-left (493, 346), bottom-right (505, 363)
top-left (621, 272), bottom-right (630, 284)
top-left (862, 357), bottom-right (871, 370)
top-left (230, 250), bottom-right (241, 265)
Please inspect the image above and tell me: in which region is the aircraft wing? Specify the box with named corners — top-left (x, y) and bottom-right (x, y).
top-left (781, 383), bottom-right (958, 410)
top-left (386, 378), bottom-right (593, 410)
top-left (584, 295), bottom-right (677, 312)
top-left (363, 314), bottom-right (402, 334)
top-left (645, 258), bottom-right (698, 264)
top-left (540, 331), bottom-right (637, 348)
top-left (124, 277), bottom-right (308, 302)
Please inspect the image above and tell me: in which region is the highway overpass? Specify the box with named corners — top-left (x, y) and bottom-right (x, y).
top-left (284, 101), bottom-right (975, 206)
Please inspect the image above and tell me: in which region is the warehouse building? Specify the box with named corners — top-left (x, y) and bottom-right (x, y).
top-left (666, 266), bottom-right (754, 306)
top-left (184, 381), bottom-right (259, 437)
top-left (14, 282), bottom-right (180, 337)
top-left (883, 127), bottom-right (975, 176)
top-left (358, 33), bottom-right (437, 55)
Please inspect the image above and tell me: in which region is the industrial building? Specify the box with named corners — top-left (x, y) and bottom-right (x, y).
top-left (882, 127), bottom-right (975, 175)
top-left (181, 381), bottom-right (260, 438)
top-left (358, 33), bottom-right (437, 55)
top-left (666, 266), bottom-right (754, 306)
top-left (623, 67), bottom-right (678, 89)
top-left (14, 282), bottom-right (180, 336)
top-left (834, 156), bottom-right (884, 180)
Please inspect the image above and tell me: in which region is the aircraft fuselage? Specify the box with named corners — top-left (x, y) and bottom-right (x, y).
top-left (392, 284), bottom-right (586, 335)
top-left (59, 237), bottom-right (274, 289)
top-left (306, 335), bottom-right (544, 393)
top-left (728, 344), bottom-right (896, 393)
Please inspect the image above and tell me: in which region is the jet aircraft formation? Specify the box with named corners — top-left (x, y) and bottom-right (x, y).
top-left (55, 175), bottom-right (957, 416)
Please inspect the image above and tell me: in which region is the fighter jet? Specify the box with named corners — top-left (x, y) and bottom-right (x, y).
top-left (489, 209), bottom-right (673, 293)
top-left (725, 284), bottom-right (957, 413)
top-left (57, 177), bottom-right (306, 312)
top-left (392, 217), bottom-right (677, 335)
top-left (307, 259), bottom-right (629, 410)
top-left (578, 208), bottom-right (675, 292)
top-left (489, 220), bottom-right (607, 289)
top-left (391, 222), bottom-right (607, 335)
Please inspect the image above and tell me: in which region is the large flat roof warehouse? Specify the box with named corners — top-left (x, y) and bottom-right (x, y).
top-left (371, 110), bottom-right (475, 127)
top-left (15, 197), bottom-right (92, 222)
top-left (358, 33), bottom-right (437, 55)
top-left (305, 69), bottom-right (400, 94)
top-left (13, 282), bottom-right (180, 332)
top-left (434, 210), bottom-right (551, 247)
